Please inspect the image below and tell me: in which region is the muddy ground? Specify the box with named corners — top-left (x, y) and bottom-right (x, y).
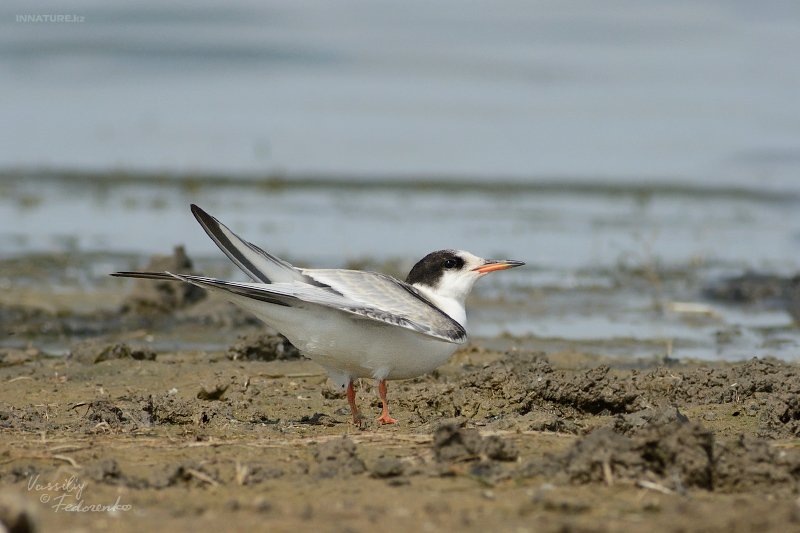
top-left (3, 254), bottom-right (800, 532)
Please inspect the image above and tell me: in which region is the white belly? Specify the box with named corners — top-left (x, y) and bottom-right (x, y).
top-left (225, 294), bottom-right (463, 386)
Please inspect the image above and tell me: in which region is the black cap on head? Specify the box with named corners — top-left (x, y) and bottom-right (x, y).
top-left (405, 250), bottom-right (465, 288)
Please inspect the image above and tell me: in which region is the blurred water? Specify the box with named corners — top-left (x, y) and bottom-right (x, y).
top-left (1, 1), bottom-right (799, 187)
top-left (2, 175), bottom-right (799, 272)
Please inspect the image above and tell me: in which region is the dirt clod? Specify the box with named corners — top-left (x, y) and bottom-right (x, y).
top-left (613, 406), bottom-right (689, 435)
top-left (527, 421), bottom-right (714, 490)
top-left (524, 413), bottom-right (581, 434)
top-left (433, 420), bottom-right (519, 463)
top-left (226, 330), bottom-right (301, 361)
top-left (370, 458), bottom-right (405, 478)
top-left (314, 438), bottom-right (367, 478)
top-left (196, 383), bottom-right (228, 401)
top-left (238, 464), bottom-right (285, 485)
top-left (526, 418), bottom-right (800, 496)
top-left (298, 413), bottom-right (338, 426)
top-left (714, 436), bottom-right (800, 494)
top-left (119, 246), bottom-right (206, 315)
top-left (433, 420), bottom-right (484, 462)
top-left (68, 339), bottom-right (156, 364)
top-left (143, 394), bottom-right (226, 426)
top-left (148, 461), bottom-right (220, 489)
top-left (80, 459), bottom-right (122, 484)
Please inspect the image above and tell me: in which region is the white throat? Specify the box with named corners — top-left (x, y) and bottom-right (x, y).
top-left (414, 283), bottom-right (468, 329)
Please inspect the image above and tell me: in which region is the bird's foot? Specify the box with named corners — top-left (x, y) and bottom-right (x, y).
top-left (377, 413), bottom-right (397, 424)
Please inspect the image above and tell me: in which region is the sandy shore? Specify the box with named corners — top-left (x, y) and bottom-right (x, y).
top-left (2, 254), bottom-right (800, 532)
top-left (3, 338), bottom-right (800, 531)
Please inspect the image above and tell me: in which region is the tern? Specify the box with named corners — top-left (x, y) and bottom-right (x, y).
top-left (112, 205), bottom-right (523, 424)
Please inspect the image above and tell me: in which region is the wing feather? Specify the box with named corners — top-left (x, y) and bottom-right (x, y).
top-left (190, 204), bottom-right (306, 284)
top-left (171, 272), bottom-right (466, 344)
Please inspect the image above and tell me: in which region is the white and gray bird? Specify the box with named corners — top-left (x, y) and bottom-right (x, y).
top-left (112, 204), bottom-right (523, 424)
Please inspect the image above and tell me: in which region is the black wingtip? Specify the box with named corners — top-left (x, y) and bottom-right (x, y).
top-left (191, 204), bottom-right (220, 231)
top-left (190, 203), bottom-right (208, 221)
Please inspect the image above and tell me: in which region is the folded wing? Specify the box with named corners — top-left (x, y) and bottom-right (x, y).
top-left (173, 273), bottom-right (467, 344)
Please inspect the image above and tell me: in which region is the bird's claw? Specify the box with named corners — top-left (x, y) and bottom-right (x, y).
top-left (377, 414), bottom-right (397, 424)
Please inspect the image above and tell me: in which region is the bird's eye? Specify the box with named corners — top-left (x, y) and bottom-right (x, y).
top-left (444, 259), bottom-right (456, 269)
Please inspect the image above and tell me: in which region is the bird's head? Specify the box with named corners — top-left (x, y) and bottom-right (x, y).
top-left (405, 250), bottom-right (524, 304)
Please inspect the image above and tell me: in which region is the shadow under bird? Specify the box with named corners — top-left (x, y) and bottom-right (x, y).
top-left (112, 204), bottom-right (524, 424)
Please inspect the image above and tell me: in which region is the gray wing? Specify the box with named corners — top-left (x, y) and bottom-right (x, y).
top-left (298, 269), bottom-right (467, 343)
top-left (165, 272), bottom-right (466, 344)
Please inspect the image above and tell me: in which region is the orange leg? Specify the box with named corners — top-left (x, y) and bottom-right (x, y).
top-left (346, 381), bottom-right (364, 424)
top-left (377, 379), bottom-right (397, 424)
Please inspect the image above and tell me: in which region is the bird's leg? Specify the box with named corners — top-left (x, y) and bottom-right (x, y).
top-left (346, 381), bottom-right (365, 424)
top-left (377, 379), bottom-right (398, 424)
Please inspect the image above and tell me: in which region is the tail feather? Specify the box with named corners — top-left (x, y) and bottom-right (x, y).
top-left (110, 271), bottom-right (181, 281)
top-left (111, 271), bottom-right (295, 308)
